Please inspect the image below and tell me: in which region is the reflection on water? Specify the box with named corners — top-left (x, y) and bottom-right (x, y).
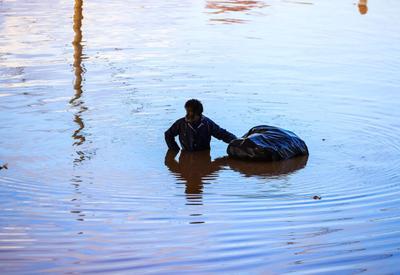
top-left (165, 150), bottom-right (222, 203)
top-left (222, 154), bottom-right (308, 178)
top-left (71, 0), bottom-right (84, 99)
top-left (206, 0), bottom-right (268, 24)
top-left (71, 0), bottom-right (88, 164)
top-left (206, 0), bottom-right (267, 13)
top-left (165, 150), bottom-right (308, 204)
top-left (358, 0), bottom-right (368, 15)
top-left (70, 176), bottom-right (85, 222)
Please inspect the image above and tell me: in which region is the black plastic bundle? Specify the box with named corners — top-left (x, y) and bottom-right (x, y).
top-left (227, 125), bottom-right (309, 161)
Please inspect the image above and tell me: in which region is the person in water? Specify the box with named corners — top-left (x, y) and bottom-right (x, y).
top-left (165, 99), bottom-right (237, 151)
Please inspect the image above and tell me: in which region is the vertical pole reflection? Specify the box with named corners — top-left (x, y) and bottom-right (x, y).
top-left (71, 0), bottom-right (87, 163)
top-left (72, 0), bottom-right (83, 96)
top-left (70, 0), bottom-right (87, 230)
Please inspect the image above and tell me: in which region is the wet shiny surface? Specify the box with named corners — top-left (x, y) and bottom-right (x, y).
top-left (1, 0), bottom-right (400, 273)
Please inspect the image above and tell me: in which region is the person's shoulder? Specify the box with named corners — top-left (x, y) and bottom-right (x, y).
top-left (166, 117), bottom-right (185, 133)
top-left (202, 116), bottom-right (216, 125)
top-left (173, 117), bottom-right (186, 125)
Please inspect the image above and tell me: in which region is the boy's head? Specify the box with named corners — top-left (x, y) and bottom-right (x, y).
top-left (185, 99), bottom-right (203, 122)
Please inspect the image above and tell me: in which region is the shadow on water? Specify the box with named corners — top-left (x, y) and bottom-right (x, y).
top-left (70, 0), bottom-right (89, 165)
top-left (165, 150), bottom-right (308, 204)
top-left (358, 0), bottom-right (368, 15)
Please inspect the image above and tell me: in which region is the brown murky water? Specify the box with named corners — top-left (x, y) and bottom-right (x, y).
top-left (1, 0), bottom-right (400, 273)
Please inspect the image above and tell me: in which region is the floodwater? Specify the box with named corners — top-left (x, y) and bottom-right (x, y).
top-left (1, 0), bottom-right (400, 273)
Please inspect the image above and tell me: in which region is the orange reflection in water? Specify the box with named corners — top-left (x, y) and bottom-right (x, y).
top-left (206, 0), bottom-right (268, 24)
top-left (72, 0), bottom-right (84, 98)
top-left (71, 0), bottom-right (88, 164)
top-left (358, 0), bottom-right (368, 15)
top-left (206, 0), bottom-right (266, 14)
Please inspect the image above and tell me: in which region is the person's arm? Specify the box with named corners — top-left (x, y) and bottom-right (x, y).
top-left (164, 149), bottom-right (180, 173)
top-left (209, 156), bottom-right (229, 174)
top-left (165, 120), bottom-right (181, 151)
top-left (209, 119), bottom-right (237, 143)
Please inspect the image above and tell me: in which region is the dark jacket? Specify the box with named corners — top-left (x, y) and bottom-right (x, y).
top-left (165, 116), bottom-right (237, 151)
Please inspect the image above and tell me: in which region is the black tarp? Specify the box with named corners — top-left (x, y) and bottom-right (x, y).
top-left (227, 125), bottom-right (309, 161)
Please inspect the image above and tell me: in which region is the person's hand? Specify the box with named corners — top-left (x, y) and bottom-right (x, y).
top-left (166, 149), bottom-right (179, 158)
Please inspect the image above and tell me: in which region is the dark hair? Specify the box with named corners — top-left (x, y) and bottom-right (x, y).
top-left (184, 99), bottom-right (203, 115)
